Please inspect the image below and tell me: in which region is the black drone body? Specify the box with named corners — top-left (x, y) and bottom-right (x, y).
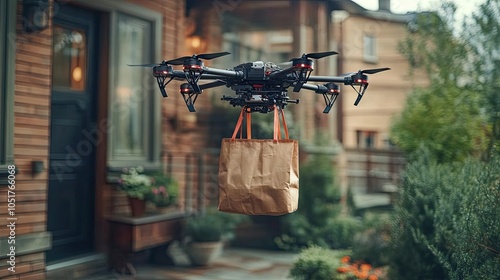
top-left (129, 51), bottom-right (390, 113)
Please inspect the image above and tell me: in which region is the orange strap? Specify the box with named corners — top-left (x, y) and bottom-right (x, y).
top-left (232, 105), bottom-right (288, 142)
top-left (273, 105), bottom-right (289, 142)
top-left (281, 109), bottom-right (289, 139)
top-left (231, 106), bottom-right (252, 140)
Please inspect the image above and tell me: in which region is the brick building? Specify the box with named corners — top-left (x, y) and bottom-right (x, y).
top-left (0, 0), bottom-right (211, 278)
top-left (0, 0), bottom-right (420, 278)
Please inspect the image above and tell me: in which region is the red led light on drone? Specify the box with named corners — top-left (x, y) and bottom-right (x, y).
top-left (355, 79), bottom-right (367, 84)
top-left (184, 65), bottom-right (202, 70)
top-left (296, 63), bottom-right (312, 69)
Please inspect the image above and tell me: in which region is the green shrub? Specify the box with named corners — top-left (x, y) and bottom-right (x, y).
top-left (288, 246), bottom-right (342, 280)
top-left (387, 150), bottom-right (500, 280)
top-left (276, 151), bottom-right (342, 251)
top-left (444, 153), bottom-right (500, 279)
top-left (321, 216), bottom-right (363, 250)
top-left (351, 213), bottom-right (391, 267)
top-left (387, 152), bottom-right (453, 280)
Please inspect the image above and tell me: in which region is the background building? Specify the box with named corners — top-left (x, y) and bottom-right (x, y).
top-left (0, 0), bottom-right (419, 278)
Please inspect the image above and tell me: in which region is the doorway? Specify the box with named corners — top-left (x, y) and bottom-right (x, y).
top-left (47, 4), bottom-right (100, 263)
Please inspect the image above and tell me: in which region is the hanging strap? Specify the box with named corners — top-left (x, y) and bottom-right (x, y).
top-left (232, 105), bottom-right (288, 142)
top-left (273, 105), bottom-right (289, 142)
top-left (231, 106), bottom-right (252, 140)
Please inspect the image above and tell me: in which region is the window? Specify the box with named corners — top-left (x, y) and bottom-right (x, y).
top-left (108, 12), bottom-right (161, 168)
top-left (356, 130), bottom-right (377, 149)
top-left (363, 35), bottom-right (377, 63)
top-left (53, 26), bottom-right (87, 91)
top-left (0, 0), bottom-right (16, 180)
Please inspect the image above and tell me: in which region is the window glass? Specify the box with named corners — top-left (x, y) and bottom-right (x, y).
top-left (111, 14), bottom-right (152, 159)
top-left (356, 130), bottom-right (377, 149)
top-left (363, 35), bottom-right (377, 63)
top-left (53, 26), bottom-right (87, 91)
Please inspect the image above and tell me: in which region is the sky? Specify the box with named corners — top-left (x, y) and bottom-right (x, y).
top-left (352, 0), bottom-right (487, 22)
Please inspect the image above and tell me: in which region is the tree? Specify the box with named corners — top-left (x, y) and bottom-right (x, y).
top-left (466, 0), bottom-right (500, 157)
top-left (390, 3), bottom-right (490, 163)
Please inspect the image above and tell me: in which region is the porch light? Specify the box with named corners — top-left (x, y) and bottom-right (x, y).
top-left (23, 0), bottom-right (50, 33)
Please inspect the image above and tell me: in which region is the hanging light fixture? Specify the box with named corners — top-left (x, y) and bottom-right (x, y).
top-left (23, 0), bottom-right (50, 33)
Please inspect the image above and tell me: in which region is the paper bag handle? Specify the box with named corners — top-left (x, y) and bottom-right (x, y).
top-left (273, 105), bottom-right (289, 142)
top-left (231, 106), bottom-right (252, 140)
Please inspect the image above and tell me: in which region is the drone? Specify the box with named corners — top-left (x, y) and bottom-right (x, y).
top-left (129, 51), bottom-right (389, 114)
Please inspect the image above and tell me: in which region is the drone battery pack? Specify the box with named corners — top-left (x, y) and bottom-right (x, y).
top-left (218, 106), bottom-right (299, 216)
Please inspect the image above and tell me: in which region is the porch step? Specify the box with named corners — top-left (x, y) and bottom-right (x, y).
top-left (46, 253), bottom-right (107, 280)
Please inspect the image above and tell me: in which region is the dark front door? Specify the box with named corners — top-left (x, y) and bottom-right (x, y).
top-left (47, 5), bottom-right (100, 263)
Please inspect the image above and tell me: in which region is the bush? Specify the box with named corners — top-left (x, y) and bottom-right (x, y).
top-left (351, 213), bottom-right (391, 267)
top-left (288, 246), bottom-right (342, 280)
top-left (275, 151), bottom-right (342, 251)
top-left (387, 150), bottom-right (500, 280)
top-left (321, 216), bottom-right (363, 250)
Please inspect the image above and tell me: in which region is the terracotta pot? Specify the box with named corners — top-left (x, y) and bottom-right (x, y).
top-left (128, 197), bottom-right (146, 217)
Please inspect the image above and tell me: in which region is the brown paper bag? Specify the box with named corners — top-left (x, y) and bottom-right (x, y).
top-left (218, 106), bottom-right (299, 215)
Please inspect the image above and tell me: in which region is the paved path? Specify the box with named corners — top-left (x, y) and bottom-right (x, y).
top-left (82, 247), bottom-right (298, 280)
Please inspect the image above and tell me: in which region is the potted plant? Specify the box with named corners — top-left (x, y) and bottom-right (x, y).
top-left (183, 210), bottom-right (247, 266)
top-left (118, 166), bottom-right (153, 217)
top-left (146, 172), bottom-right (179, 212)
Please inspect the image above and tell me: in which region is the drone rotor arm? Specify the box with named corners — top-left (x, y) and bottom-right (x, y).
top-left (199, 80), bottom-right (227, 90)
top-left (300, 83), bottom-right (327, 93)
top-left (203, 67), bottom-right (243, 78)
top-left (307, 75), bottom-right (346, 83)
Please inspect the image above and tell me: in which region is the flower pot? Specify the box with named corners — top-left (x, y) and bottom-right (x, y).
top-left (184, 241), bottom-right (223, 266)
top-left (128, 197), bottom-right (146, 217)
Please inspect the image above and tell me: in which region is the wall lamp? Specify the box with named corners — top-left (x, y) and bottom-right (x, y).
top-left (23, 0), bottom-right (50, 33)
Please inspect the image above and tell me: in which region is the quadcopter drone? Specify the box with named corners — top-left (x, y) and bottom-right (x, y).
top-left (129, 51), bottom-right (389, 113)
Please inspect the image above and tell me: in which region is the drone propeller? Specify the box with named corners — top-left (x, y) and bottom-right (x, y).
top-left (166, 51), bottom-right (231, 65)
top-left (127, 60), bottom-right (170, 67)
top-left (127, 63), bottom-right (158, 67)
top-left (277, 51), bottom-right (339, 68)
top-left (341, 67), bottom-right (391, 76)
top-left (290, 51), bottom-right (339, 61)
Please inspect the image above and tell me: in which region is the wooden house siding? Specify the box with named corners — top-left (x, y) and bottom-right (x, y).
top-left (0, 1), bottom-right (53, 279)
top-left (0, 0), bottom-right (202, 278)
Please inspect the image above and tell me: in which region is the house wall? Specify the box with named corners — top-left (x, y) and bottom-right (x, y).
top-left (338, 15), bottom-right (415, 149)
top-left (0, 0), bottom-right (208, 279)
top-left (0, 1), bottom-right (52, 279)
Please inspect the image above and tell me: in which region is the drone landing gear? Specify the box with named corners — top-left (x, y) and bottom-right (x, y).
top-left (156, 76), bottom-right (174, 98)
top-left (351, 83), bottom-right (369, 106)
top-left (322, 91), bottom-right (339, 114)
top-left (180, 83), bottom-right (200, 112)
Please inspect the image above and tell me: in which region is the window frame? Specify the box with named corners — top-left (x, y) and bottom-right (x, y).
top-left (0, 0), bottom-right (16, 183)
top-left (363, 34), bottom-right (377, 64)
top-left (356, 130), bottom-right (377, 149)
top-left (72, 0), bottom-right (162, 171)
